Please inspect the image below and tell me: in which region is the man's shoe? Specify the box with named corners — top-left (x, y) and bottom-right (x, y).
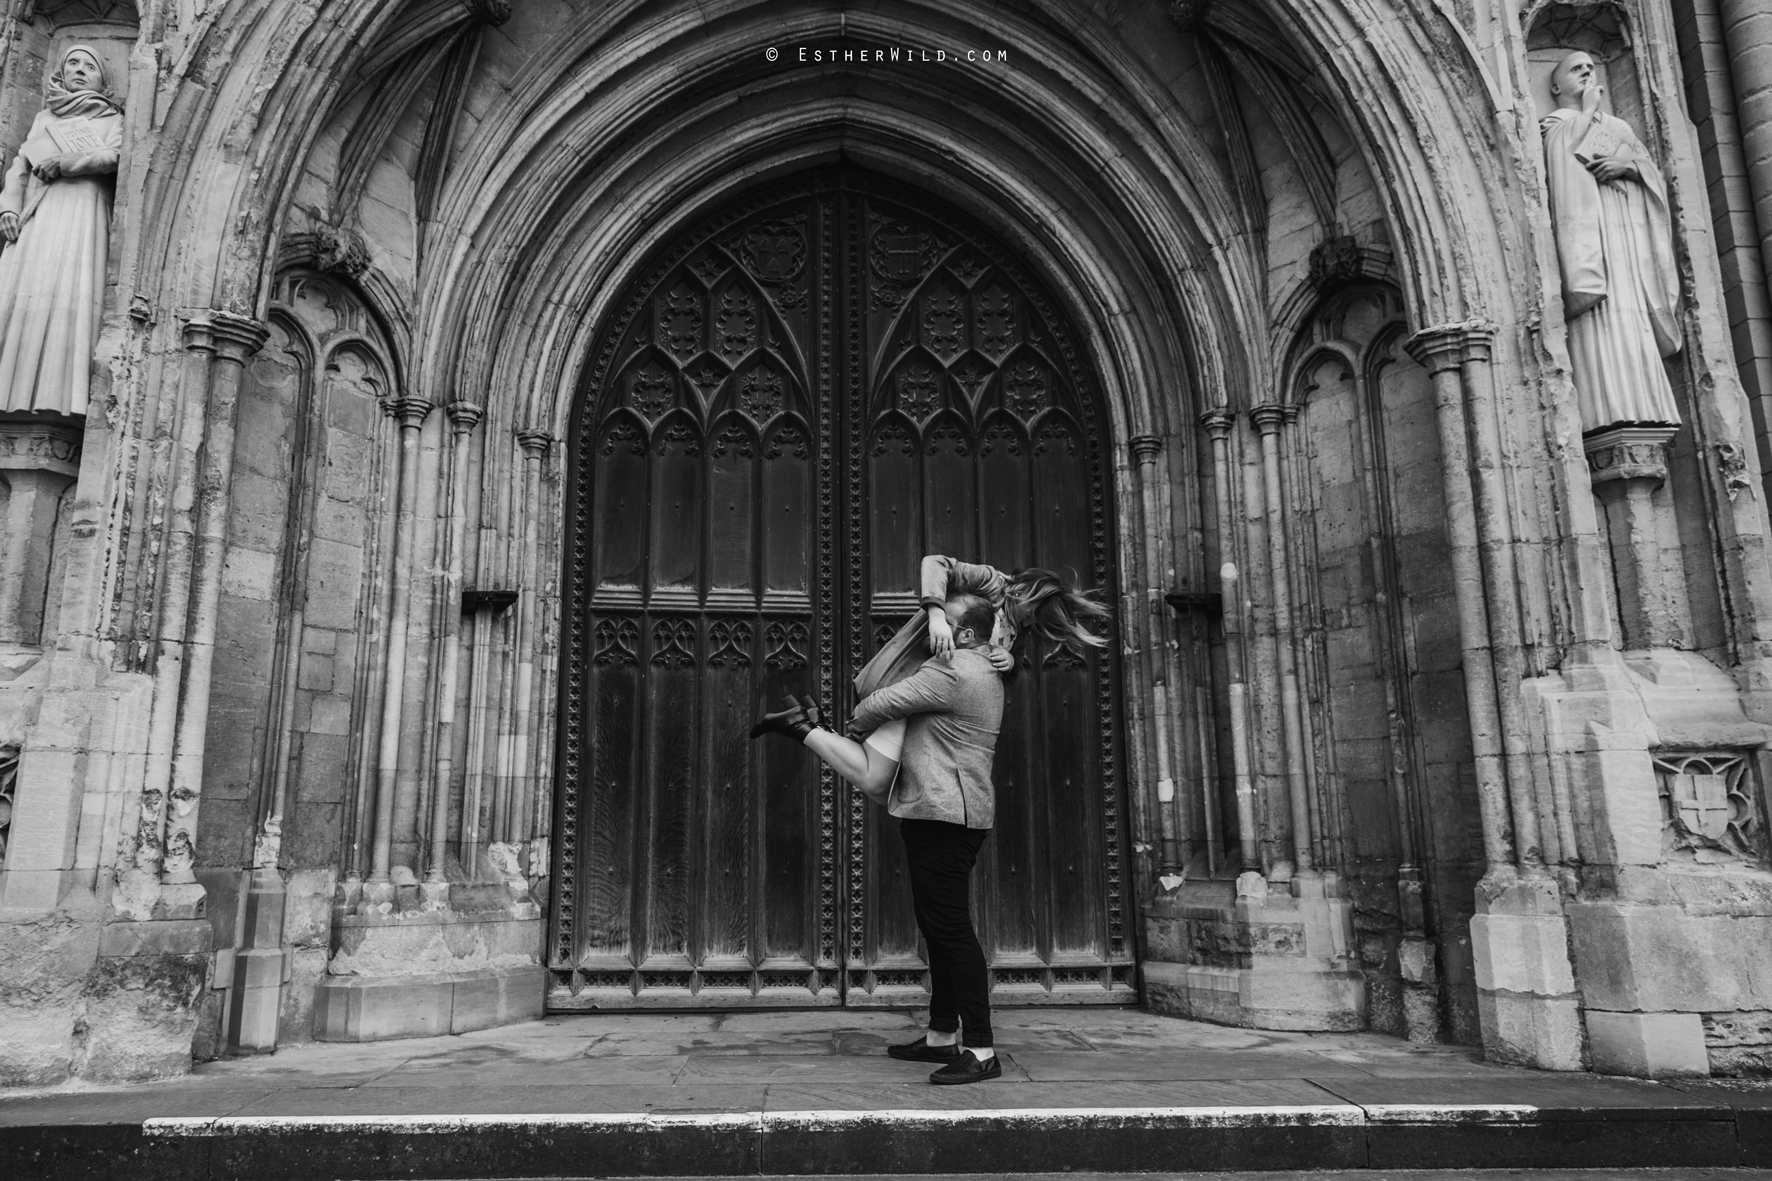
top-left (887, 1035), bottom-right (961, 1063)
top-left (749, 695), bottom-right (819, 742)
top-left (929, 1050), bottom-right (1002, 1084)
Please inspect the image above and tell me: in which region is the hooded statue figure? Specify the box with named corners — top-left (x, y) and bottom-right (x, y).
top-left (0, 44), bottom-right (125, 417)
top-left (1540, 50), bottom-right (1683, 433)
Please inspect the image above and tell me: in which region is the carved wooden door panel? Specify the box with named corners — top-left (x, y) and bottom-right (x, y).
top-left (551, 172), bottom-right (1132, 1011)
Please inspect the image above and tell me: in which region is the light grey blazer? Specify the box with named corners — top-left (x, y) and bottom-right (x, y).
top-left (849, 646), bottom-right (1005, 830)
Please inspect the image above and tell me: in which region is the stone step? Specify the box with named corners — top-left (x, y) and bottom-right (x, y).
top-left (7, 1091), bottom-right (1769, 1180)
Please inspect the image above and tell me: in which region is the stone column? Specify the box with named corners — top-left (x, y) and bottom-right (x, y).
top-left (1407, 326), bottom-right (1581, 1071)
top-left (0, 417), bottom-right (80, 656)
top-left (1584, 426), bottom-right (1684, 649)
top-left (500, 429), bottom-right (550, 888)
top-left (1131, 434), bottom-right (1183, 873)
top-left (425, 402), bottom-right (483, 900)
top-left (366, 396), bottom-right (433, 900)
top-left (1250, 404), bottom-right (1314, 874)
top-left (1403, 329), bottom-right (1515, 871)
top-left (1720, 0), bottom-right (1772, 298)
top-left (162, 312), bottom-right (269, 893)
top-left (1200, 409), bottom-right (1258, 869)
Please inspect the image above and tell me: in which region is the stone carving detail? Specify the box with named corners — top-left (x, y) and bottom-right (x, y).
top-left (764, 619), bottom-right (809, 668)
top-left (1716, 441), bottom-right (1753, 501)
top-left (592, 618), bottom-right (639, 666)
top-left (1308, 234), bottom-right (1363, 292)
top-left (870, 220), bottom-right (939, 286)
top-left (0, 747), bottom-right (16, 871)
top-left (1541, 50), bottom-right (1683, 432)
top-left (601, 417), bottom-right (645, 455)
top-left (1654, 751), bottom-right (1766, 864)
top-left (314, 224), bottom-right (371, 277)
top-left (656, 419), bottom-right (700, 456)
top-left (981, 419), bottom-right (1022, 456)
top-left (0, 44), bottom-right (124, 416)
top-left (927, 418), bottom-right (969, 456)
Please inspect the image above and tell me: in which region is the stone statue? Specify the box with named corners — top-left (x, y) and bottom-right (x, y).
top-left (0, 45), bottom-right (124, 417)
top-left (1540, 50), bottom-right (1683, 433)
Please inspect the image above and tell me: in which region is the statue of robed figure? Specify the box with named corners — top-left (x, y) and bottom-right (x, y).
top-left (1541, 50), bottom-right (1683, 433)
top-left (0, 44), bottom-right (124, 417)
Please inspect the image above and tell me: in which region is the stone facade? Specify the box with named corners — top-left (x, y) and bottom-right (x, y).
top-left (0, 0), bottom-right (1769, 1084)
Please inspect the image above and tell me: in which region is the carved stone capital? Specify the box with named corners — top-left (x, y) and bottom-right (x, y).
top-left (446, 401), bottom-right (485, 433)
top-left (1249, 403), bottom-right (1287, 434)
top-left (0, 415), bottom-right (83, 476)
top-left (1405, 325), bottom-right (1468, 375)
top-left (1199, 407), bottom-right (1235, 440)
top-left (384, 396), bottom-right (434, 429)
top-left (1128, 434), bottom-right (1162, 464)
top-left (1280, 403), bottom-right (1300, 425)
top-left (516, 428), bottom-right (554, 458)
top-left (1460, 323), bottom-right (1496, 363)
top-left (183, 311), bottom-right (269, 364)
top-left (1585, 425), bottom-right (1677, 486)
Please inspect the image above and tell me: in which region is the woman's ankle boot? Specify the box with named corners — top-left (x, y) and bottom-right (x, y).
top-left (749, 695), bottom-right (818, 742)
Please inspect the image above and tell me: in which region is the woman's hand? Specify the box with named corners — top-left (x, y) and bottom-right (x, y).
top-left (927, 608), bottom-right (955, 662)
top-left (0, 212), bottom-right (18, 243)
top-left (987, 646), bottom-right (1013, 673)
top-left (30, 156), bottom-right (63, 181)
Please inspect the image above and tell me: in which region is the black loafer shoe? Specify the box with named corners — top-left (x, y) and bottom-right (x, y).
top-left (929, 1050), bottom-right (1002, 1084)
top-left (888, 1035), bottom-right (961, 1063)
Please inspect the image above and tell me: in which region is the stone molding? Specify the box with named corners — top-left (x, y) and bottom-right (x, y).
top-left (0, 417), bottom-right (82, 476)
top-left (1584, 425), bottom-right (1677, 486)
top-left (1249, 403), bottom-right (1286, 433)
top-left (446, 401), bottom-right (485, 432)
top-left (384, 396), bottom-right (435, 428)
top-left (1199, 407), bottom-right (1235, 439)
top-left (1128, 434), bottom-right (1162, 463)
top-left (182, 311), bottom-right (269, 363)
top-left (514, 428), bottom-right (553, 457)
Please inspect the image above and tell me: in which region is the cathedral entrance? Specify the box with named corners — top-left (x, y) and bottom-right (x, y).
top-left (547, 169), bottom-right (1132, 1010)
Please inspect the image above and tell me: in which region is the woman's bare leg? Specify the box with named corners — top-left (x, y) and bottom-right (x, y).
top-left (803, 730), bottom-right (898, 796)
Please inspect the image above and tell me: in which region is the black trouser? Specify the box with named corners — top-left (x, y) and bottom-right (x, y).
top-left (900, 817), bottom-right (992, 1048)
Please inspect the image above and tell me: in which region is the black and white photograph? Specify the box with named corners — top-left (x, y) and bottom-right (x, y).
top-left (1, 1), bottom-right (1771, 1179)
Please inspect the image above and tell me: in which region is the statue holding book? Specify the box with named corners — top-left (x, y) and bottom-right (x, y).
top-left (0, 44), bottom-right (123, 417)
top-left (1541, 50), bottom-right (1683, 433)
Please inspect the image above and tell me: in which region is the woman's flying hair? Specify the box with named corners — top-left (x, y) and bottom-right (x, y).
top-left (1005, 568), bottom-right (1110, 653)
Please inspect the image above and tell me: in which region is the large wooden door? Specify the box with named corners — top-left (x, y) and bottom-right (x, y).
top-left (549, 170), bottom-right (1132, 1010)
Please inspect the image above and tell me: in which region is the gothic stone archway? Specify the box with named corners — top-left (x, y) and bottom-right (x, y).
top-left (548, 169), bottom-right (1132, 1010)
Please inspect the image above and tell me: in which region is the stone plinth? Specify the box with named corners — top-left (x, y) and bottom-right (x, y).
top-left (315, 894), bottom-right (543, 1042)
top-left (1470, 873), bottom-right (1584, 1071)
top-left (1142, 874), bottom-right (1366, 1031)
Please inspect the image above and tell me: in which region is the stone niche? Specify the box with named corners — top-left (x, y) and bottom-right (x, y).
top-left (1525, 3), bottom-right (1652, 150)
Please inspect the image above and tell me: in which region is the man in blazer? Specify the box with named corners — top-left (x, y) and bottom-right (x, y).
top-left (847, 592), bottom-right (1005, 1084)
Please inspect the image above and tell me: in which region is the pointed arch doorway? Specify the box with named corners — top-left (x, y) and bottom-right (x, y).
top-left (549, 168), bottom-right (1133, 1010)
